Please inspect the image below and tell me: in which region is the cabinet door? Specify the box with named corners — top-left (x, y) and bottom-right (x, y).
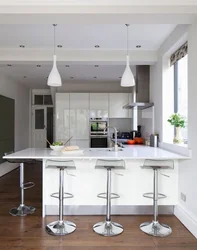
top-left (109, 93), bottom-right (129, 118)
top-left (55, 93), bottom-right (70, 142)
top-left (90, 93), bottom-right (108, 119)
top-left (70, 93), bottom-right (89, 140)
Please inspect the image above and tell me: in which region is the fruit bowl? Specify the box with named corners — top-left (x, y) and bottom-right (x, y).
top-left (50, 145), bottom-right (65, 151)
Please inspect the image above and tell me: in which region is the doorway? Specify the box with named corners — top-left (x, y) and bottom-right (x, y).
top-left (32, 106), bottom-right (53, 148)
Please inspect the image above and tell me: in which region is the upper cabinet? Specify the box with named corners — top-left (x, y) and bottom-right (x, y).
top-left (90, 93), bottom-right (108, 119)
top-left (109, 93), bottom-right (130, 118)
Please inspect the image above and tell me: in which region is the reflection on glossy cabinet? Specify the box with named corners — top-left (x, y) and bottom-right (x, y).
top-left (90, 93), bottom-right (108, 119)
top-left (55, 93), bottom-right (70, 141)
top-left (70, 93), bottom-right (89, 140)
top-left (109, 93), bottom-right (129, 118)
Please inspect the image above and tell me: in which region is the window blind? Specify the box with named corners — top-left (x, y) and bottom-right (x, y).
top-left (170, 42), bottom-right (188, 66)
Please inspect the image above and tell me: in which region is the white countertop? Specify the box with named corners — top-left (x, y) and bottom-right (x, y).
top-left (3, 146), bottom-right (189, 160)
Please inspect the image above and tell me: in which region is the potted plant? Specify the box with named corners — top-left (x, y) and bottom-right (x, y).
top-left (167, 113), bottom-right (186, 144)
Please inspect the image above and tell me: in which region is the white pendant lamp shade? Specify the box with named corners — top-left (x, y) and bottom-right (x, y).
top-left (47, 55), bottom-right (62, 87)
top-left (47, 24), bottom-right (62, 87)
top-left (121, 55), bottom-right (135, 87)
top-left (120, 24), bottom-right (135, 87)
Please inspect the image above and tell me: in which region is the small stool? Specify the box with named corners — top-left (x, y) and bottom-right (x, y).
top-left (4, 152), bottom-right (36, 216)
top-left (140, 159), bottom-right (174, 237)
top-left (45, 159), bottom-right (76, 236)
top-left (93, 159), bottom-right (125, 236)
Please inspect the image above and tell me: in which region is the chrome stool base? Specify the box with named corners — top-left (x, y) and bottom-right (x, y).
top-left (9, 204), bottom-right (36, 216)
top-left (93, 221), bottom-right (123, 236)
top-left (46, 220), bottom-right (76, 236)
top-left (140, 221), bottom-right (172, 237)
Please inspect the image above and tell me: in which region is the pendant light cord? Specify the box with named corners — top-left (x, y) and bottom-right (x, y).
top-left (126, 24), bottom-right (129, 56)
top-left (53, 24), bottom-right (57, 55)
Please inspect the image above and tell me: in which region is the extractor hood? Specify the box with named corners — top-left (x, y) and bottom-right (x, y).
top-left (123, 102), bottom-right (154, 110)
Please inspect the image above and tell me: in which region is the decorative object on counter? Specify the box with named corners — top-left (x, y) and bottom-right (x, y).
top-left (127, 139), bottom-right (135, 145)
top-left (134, 137), bottom-right (144, 144)
top-left (167, 113), bottom-right (186, 144)
top-left (150, 134), bottom-right (158, 147)
top-left (93, 159), bottom-right (125, 236)
top-left (140, 159), bottom-right (173, 237)
top-left (50, 141), bottom-right (64, 151)
top-left (46, 159), bottom-right (76, 236)
top-left (120, 24), bottom-right (135, 87)
top-left (47, 24), bottom-right (62, 87)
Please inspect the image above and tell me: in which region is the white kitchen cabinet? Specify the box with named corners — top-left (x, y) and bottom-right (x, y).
top-left (90, 93), bottom-right (108, 119)
top-left (69, 93), bottom-right (89, 142)
top-left (109, 93), bottom-right (130, 118)
top-left (55, 93), bottom-right (70, 142)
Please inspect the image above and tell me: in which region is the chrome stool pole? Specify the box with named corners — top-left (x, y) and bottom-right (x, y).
top-left (10, 163), bottom-right (36, 216)
top-left (93, 159), bottom-right (125, 237)
top-left (46, 160), bottom-right (76, 236)
top-left (140, 160), bottom-right (173, 237)
top-left (4, 150), bottom-right (37, 217)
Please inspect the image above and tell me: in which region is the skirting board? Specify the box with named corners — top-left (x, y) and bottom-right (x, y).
top-left (45, 205), bottom-right (174, 216)
top-left (174, 205), bottom-right (197, 238)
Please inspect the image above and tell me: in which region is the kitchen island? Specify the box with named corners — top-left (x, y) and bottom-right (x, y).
top-left (4, 146), bottom-right (189, 217)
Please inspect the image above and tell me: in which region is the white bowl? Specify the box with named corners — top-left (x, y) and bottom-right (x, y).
top-left (50, 145), bottom-right (64, 151)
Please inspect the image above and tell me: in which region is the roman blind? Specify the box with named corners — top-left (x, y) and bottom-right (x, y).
top-left (170, 42), bottom-right (188, 66)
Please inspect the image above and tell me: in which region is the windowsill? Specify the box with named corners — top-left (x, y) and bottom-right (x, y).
top-left (159, 142), bottom-right (192, 157)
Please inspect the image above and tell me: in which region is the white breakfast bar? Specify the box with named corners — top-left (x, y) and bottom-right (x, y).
top-left (3, 145), bottom-right (189, 218)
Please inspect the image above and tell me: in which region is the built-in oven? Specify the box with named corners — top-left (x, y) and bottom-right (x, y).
top-left (90, 135), bottom-right (108, 148)
top-left (90, 118), bottom-right (108, 148)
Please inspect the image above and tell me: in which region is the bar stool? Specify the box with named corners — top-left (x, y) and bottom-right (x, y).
top-left (45, 159), bottom-right (76, 236)
top-left (93, 159), bottom-right (125, 237)
top-left (4, 152), bottom-right (36, 216)
top-left (140, 159), bottom-right (174, 237)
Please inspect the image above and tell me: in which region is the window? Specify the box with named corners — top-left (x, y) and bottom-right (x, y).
top-left (174, 54), bottom-right (188, 144)
top-left (34, 95), bottom-right (52, 105)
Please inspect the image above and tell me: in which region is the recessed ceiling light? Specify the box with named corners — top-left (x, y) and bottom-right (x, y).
top-left (24, 76), bottom-right (27, 79)
top-left (70, 77), bottom-right (74, 79)
top-left (19, 45), bottom-right (25, 48)
top-left (95, 45), bottom-right (100, 48)
top-left (94, 65), bottom-right (99, 67)
top-left (65, 65), bottom-right (70, 67)
top-left (7, 64), bottom-right (12, 67)
top-left (37, 65), bottom-right (41, 67)
top-left (136, 45), bottom-right (142, 48)
top-left (94, 77), bottom-right (97, 79)
top-left (57, 45), bottom-right (63, 48)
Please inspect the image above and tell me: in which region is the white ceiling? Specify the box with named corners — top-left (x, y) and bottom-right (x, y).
top-left (0, 63), bottom-right (136, 89)
top-left (0, 23), bottom-right (176, 88)
top-left (0, 24), bottom-right (176, 50)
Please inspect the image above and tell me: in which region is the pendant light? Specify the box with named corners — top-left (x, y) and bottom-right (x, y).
top-left (121, 24), bottom-right (135, 87)
top-left (47, 24), bottom-right (62, 87)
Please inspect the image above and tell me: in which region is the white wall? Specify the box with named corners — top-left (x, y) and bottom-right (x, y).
top-left (175, 19), bottom-right (197, 237)
top-left (0, 73), bottom-right (29, 176)
top-left (150, 23), bottom-right (197, 237)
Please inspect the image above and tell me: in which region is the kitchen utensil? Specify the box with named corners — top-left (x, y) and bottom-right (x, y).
top-left (64, 136), bottom-right (73, 146)
top-left (46, 139), bottom-right (52, 146)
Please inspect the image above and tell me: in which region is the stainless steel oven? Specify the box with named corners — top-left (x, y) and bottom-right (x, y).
top-left (90, 118), bottom-right (108, 148)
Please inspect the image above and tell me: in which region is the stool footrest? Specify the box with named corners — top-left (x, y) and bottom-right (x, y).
top-left (22, 182), bottom-right (35, 190)
top-left (143, 192), bottom-right (167, 199)
top-left (51, 192), bottom-right (74, 199)
top-left (97, 192), bottom-right (120, 199)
